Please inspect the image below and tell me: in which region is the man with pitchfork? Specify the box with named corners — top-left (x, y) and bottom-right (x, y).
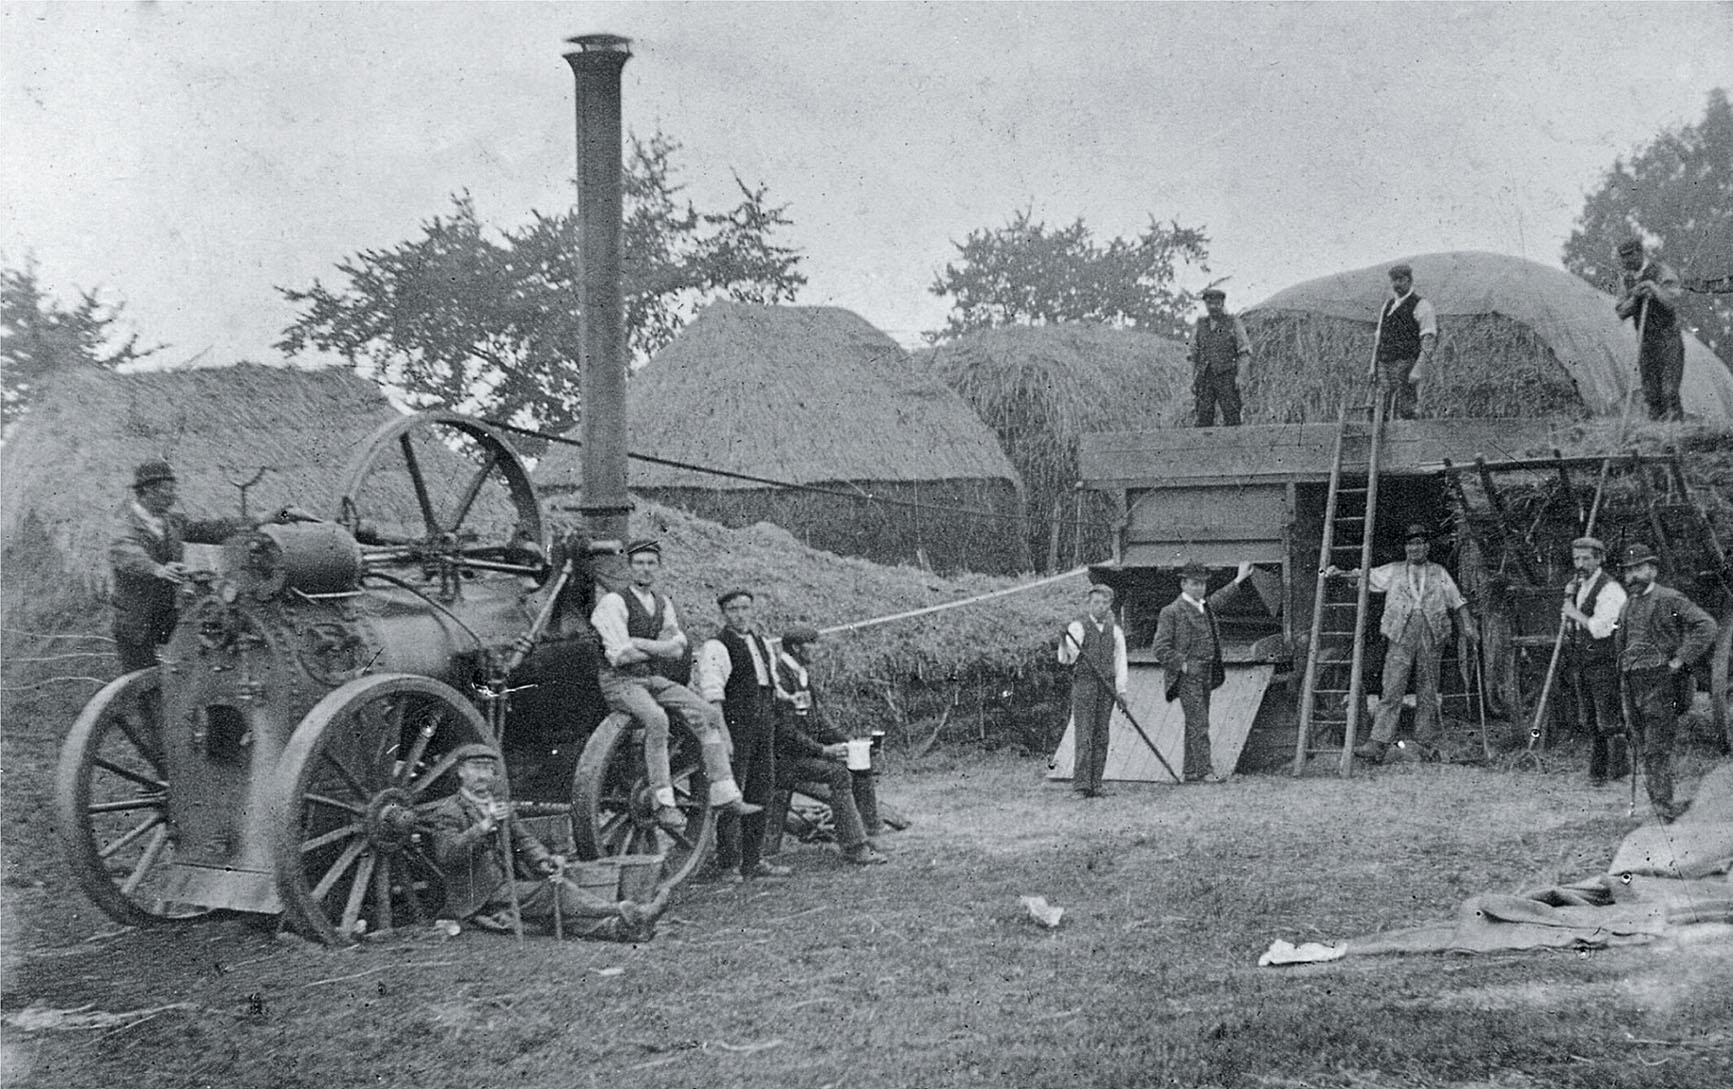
top-left (1614, 238), bottom-right (1686, 422)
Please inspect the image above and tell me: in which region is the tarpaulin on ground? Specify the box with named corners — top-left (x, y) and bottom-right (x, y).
top-left (1260, 762), bottom-right (1733, 966)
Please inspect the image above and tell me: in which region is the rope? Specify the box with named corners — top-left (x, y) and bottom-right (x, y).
top-left (488, 420), bottom-right (1112, 532)
top-left (816, 566), bottom-right (1089, 637)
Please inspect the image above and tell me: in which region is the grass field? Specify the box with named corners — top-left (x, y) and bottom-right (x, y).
top-left (4, 739), bottom-right (1730, 1089)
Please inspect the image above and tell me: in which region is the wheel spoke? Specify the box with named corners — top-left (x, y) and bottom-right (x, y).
top-left (305, 792), bottom-right (365, 816)
top-left (317, 747), bottom-right (372, 802)
top-left (111, 712), bottom-right (166, 776)
top-left (300, 821), bottom-right (365, 854)
top-left (87, 795), bottom-right (167, 815)
top-left (398, 717), bottom-right (440, 788)
top-left (120, 825), bottom-right (172, 895)
top-left (399, 434), bottom-right (440, 537)
top-left (311, 837), bottom-right (368, 901)
top-left (596, 810), bottom-right (631, 843)
top-left (659, 824), bottom-right (697, 852)
top-left (447, 452), bottom-right (499, 534)
top-left (340, 852), bottom-right (376, 935)
top-left (98, 814), bottom-right (165, 860)
top-left (93, 758), bottom-right (166, 792)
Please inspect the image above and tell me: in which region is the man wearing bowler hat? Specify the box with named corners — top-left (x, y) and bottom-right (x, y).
top-left (1153, 562), bottom-right (1254, 782)
top-left (1559, 536), bottom-right (1628, 784)
top-left (1373, 264), bottom-right (1437, 421)
top-left (1331, 524), bottom-right (1478, 764)
top-left (1614, 543), bottom-right (1717, 823)
top-left (1187, 287), bottom-right (1253, 427)
top-left (108, 459), bottom-right (242, 674)
top-left (1059, 584), bottom-right (1129, 796)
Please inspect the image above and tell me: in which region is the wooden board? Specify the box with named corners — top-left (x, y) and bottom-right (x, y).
top-left (1047, 662), bottom-right (1276, 783)
top-left (1081, 418), bottom-right (1566, 489)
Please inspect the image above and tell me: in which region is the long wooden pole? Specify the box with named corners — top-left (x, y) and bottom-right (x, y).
top-left (1525, 455), bottom-right (1616, 752)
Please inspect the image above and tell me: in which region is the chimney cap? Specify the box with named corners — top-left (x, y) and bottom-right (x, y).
top-left (567, 33), bottom-right (632, 53)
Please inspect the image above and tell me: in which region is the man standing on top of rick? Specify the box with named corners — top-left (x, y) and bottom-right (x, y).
top-left (589, 539), bottom-right (760, 832)
top-left (1372, 263), bottom-right (1437, 421)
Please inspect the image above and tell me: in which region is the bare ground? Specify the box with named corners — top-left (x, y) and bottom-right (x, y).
top-left (3, 741), bottom-right (1731, 1089)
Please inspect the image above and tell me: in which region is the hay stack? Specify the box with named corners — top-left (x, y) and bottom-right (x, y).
top-left (536, 302), bottom-right (1026, 575)
top-left (1244, 251), bottom-right (1733, 423)
top-left (915, 323), bottom-right (1192, 569)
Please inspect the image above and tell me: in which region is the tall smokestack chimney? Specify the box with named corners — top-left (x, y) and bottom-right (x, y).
top-left (565, 33), bottom-right (633, 543)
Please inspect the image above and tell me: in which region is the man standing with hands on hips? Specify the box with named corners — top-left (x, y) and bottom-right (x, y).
top-left (1187, 287), bottom-right (1253, 427)
top-left (1057, 584), bottom-right (1127, 798)
top-left (1614, 543), bottom-right (1717, 824)
top-left (1154, 562), bottom-right (1253, 783)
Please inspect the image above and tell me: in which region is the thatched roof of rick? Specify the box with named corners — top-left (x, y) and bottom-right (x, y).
top-left (537, 302), bottom-right (1027, 573)
top-left (1244, 251), bottom-right (1733, 423)
top-left (1, 363), bottom-right (403, 593)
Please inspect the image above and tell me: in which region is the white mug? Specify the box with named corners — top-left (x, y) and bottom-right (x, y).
top-left (845, 738), bottom-right (873, 771)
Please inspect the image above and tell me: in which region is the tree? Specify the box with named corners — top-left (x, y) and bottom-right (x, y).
top-left (927, 208), bottom-right (1210, 342)
top-left (1, 258), bottom-right (160, 431)
top-left (1564, 88), bottom-right (1733, 365)
top-left (277, 133), bottom-right (806, 431)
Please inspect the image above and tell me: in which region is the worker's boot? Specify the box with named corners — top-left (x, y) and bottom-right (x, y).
top-left (1352, 739), bottom-right (1389, 764)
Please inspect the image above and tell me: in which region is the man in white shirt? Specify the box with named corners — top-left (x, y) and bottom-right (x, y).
top-left (1559, 536), bottom-right (1628, 784)
top-left (1331, 524), bottom-right (1478, 763)
top-left (698, 589), bottom-right (791, 881)
top-left (589, 540), bottom-right (758, 833)
top-left (1373, 264), bottom-right (1438, 420)
top-left (1058, 584), bottom-right (1129, 796)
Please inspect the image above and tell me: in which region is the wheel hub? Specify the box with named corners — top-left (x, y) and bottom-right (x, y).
top-left (365, 788), bottom-right (420, 851)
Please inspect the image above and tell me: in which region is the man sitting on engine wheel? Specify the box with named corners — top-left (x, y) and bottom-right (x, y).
top-left (589, 539), bottom-right (759, 831)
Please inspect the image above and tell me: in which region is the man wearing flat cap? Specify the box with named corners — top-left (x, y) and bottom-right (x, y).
top-left (589, 539), bottom-right (760, 836)
top-left (108, 459), bottom-right (242, 674)
top-left (1186, 288), bottom-right (1253, 427)
top-left (698, 588), bottom-right (791, 880)
top-left (1614, 543), bottom-right (1717, 823)
top-left (1373, 264), bottom-right (1437, 421)
top-left (1614, 238), bottom-right (1686, 421)
top-left (422, 745), bottom-right (662, 941)
top-left (1559, 536), bottom-right (1628, 784)
top-left (1059, 584), bottom-right (1129, 796)
top-left (772, 625), bottom-right (889, 865)
top-left (1331, 524), bottom-right (1477, 764)
top-left (1152, 562), bottom-right (1254, 783)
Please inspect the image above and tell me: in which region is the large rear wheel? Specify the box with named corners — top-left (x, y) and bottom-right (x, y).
top-left (56, 668), bottom-right (214, 927)
top-left (271, 674), bottom-right (491, 944)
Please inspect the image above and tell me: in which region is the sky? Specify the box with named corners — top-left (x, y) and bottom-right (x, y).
top-left (3, 1), bottom-right (1730, 366)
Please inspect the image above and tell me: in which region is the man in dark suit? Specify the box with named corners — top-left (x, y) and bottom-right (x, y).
top-left (107, 459), bottom-right (242, 674)
top-left (1153, 562), bottom-right (1253, 782)
top-left (422, 745), bottom-right (661, 940)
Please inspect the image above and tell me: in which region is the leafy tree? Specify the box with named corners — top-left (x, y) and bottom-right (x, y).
top-left (1564, 88), bottom-right (1733, 365)
top-left (1, 257), bottom-right (160, 431)
top-left (927, 208), bottom-right (1210, 342)
top-left (277, 133), bottom-right (805, 431)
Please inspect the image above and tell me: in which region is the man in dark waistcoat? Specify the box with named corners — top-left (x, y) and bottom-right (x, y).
top-left (1614, 543), bottom-right (1717, 824)
top-left (1154, 562), bottom-right (1254, 782)
top-left (1187, 288), bottom-right (1254, 427)
top-left (589, 540), bottom-right (759, 833)
top-left (699, 589), bottom-right (792, 881)
top-left (421, 745), bottom-right (661, 941)
top-left (107, 459), bottom-right (242, 674)
top-left (1373, 264), bottom-right (1437, 420)
top-left (1614, 238), bottom-right (1686, 422)
top-left (1058, 584), bottom-right (1128, 797)
top-left (1559, 536), bottom-right (1628, 784)
top-left (772, 624), bottom-right (889, 865)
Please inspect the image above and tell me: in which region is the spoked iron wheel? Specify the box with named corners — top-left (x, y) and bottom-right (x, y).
top-left (337, 410), bottom-right (548, 584)
top-left (571, 711), bottom-right (716, 894)
top-left (272, 674), bottom-right (491, 944)
top-left (56, 668), bottom-right (213, 927)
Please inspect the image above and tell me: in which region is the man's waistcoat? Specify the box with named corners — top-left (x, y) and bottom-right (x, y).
top-left (1379, 564), bottom-right (1453, 642)
top-left (617, 589), bottom-right (668, 677)
top-left (1074, 614), bottom-right (1118, 689)
top-left (719, 627), bottom-right (775, 726)
top-left (1377, 294), bottom-right (1422, 362)
top-left (1194, 318), bottom-right (1240, 374)
top-left (1566, 571), bottom-right (1616, 663)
